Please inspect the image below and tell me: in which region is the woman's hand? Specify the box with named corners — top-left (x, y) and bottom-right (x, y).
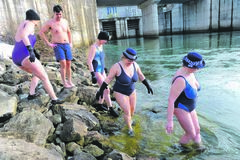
top-left (166, 120), bottom-right (174, 134)
top-left (48, 43), bottom-right (57, 48)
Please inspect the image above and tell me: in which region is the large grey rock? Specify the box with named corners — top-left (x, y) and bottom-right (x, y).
top-left (104, 150), bottom-right (134, 160)
top-left (0, 110), bottom-right (54, 146)
top-left (52, 103), bottom-right (100, 131)
top-left (58, 87), bottom-right (78, 103)
top-left (83, 144), bottom-right (104, 157)
top-left (1, 69), bottom-right (31, 85)
top-left (59, 118), bottom-right (87, 143)
top-left (63, 105), bottom-right (100, 131)
top-left (84, 131), bottom-right (112, 153)
top-left (74, 151), bottom-right (97, 160)
top-left (0, 89), bottom-right (17, 122)
top-left (66, 142), bottom-right (81, 155)
top-left (77, 84), bottom-right (98, 105)
top-left (0, 83), bottom-right (18, 95)
top-left (17, 94), bottom-right (50, 112)
top-left (0, 137), bottom-right (64, 160)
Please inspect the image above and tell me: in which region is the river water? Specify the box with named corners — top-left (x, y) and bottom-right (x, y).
top-left (103, 31), bottom-right (240, 159)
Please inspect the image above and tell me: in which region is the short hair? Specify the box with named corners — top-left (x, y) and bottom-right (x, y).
top-left (53, 5), bottom-right (62, 13)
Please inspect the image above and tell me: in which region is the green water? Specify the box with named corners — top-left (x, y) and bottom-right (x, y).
top-left (104, 31), bottom-right (240, 159)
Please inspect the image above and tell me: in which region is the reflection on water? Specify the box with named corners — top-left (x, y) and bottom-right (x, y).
top-left (104, 31), bottom-right (240, 159)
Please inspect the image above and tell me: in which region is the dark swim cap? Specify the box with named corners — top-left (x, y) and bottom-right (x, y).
top-left (97, 31), bottom-right (109, 41)
top-left (53, 5), bottom-right (63, 13)
top-left (26, 9), bottom-right (40, 20)
top-left (182, 52), bottom-right (205, 69)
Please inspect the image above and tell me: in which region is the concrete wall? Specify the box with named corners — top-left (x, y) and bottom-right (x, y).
top-left (183, 0), bottom-right (210, 32)
top-left (232, 0), bottom-right (240, 30)
top-left (0, 0), bottom-right (99, 47)
top-left (171, 4), bottom-right (184, 33)
top-left (158, 0), bottom-right (240, 35)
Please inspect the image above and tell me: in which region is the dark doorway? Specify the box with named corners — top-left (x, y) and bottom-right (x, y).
top-left (127, 19), bottom-right (140, 37)
top-left (102, 21), bottom-right (117, 40)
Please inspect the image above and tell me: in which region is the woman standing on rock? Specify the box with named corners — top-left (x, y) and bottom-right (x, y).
top-left (96, 48), bottom-right (153, 136)
top-left (12, 9), bottom-right (63, 104)
top-left (166, 52), bottom-right (205, 147)
top-left (87, 31), bottom-right (119, 117)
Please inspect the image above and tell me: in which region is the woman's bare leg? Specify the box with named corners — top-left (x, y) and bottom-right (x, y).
top-left (190, 110), bottom-right (201, 144)
top-left (175, 108), bottom-right (196, 144)
top-left (114, 92), bottom-right (132, 130)
top-left (29, 76), bottom-right (39, 95)
top-left (21, 58), bottom-right (58, 100)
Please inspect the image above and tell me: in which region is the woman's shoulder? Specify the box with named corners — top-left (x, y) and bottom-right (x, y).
top-left (133, 62), bottom-right (140, 69)
top-left (172, 75), bottom-right (186, 85)
top-left (113, 62), bottom-right (121, 67)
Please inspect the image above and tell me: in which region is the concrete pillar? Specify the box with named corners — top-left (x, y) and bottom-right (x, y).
top-left (115, 19), bottom-right (121, 39)
top-left (125, 18), bottom-right (129, 38)
top-left (99, 21), bottom-right (103, 31)
top-left (139, 17), bottom-right (143, 36)
top-left (139, 0), bottom-right (159, 37)
top-left (120, 19), bottom-right (126, 38)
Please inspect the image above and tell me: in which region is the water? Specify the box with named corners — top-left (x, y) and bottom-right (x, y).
top-left (104, 31), bottom-right (240, 159)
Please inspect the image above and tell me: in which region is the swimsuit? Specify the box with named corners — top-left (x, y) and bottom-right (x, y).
top-left (92, 45), bottom-right (105, 73)
top-left (12, 34), bottom-right (36, 66)
top-left (113, 62), bottom-right (138, 96)
top-left (54, 43), bottom-right (73, 61)
top-left (173, 75), bottom-right (200, 112)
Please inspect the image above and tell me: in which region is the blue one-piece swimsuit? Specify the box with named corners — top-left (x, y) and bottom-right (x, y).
top-left (113, 63), bottom-right (138, 96)
top-left (12, 34), bottom-right (36, 66)
top-left (92, 45), bottom-right (105, 74)
top-left (173, 75), bottom-right (200, 112)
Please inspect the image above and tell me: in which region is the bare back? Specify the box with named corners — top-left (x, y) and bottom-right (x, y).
top-left (15, 20), bottom-right (35, 45)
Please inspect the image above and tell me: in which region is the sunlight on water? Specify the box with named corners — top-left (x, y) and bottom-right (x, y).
top-left (105, 31), bottom-right (240, 159)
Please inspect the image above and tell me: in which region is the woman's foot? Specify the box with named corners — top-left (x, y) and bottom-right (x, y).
top-left (94, 104), bottom-right (108, 111)
top-left (67, 81), bottom-right (75, 87)
top-left (109, 107), bottom-right (119, 117)
top-left (64, 83), bottom-right (73, 89)
top-left (128, 129), bottom-right (134, 137)
top-left (27, 92), bottom-right (41, 100)
top-left (51, 98), bottom-right (64, 105)
top-left (131, 120), bottom-right (136, 126)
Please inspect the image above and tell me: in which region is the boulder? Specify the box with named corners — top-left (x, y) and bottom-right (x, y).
top-left (0, 110), bottom-right (54, 146)
top-left (0, 137), bottom-right (64, 160)
top-left (0, 89), bottom-right (17, 122)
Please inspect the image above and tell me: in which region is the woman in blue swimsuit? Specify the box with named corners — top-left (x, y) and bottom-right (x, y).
top-left (166, 52), bottom-right (205, 146)
top-left (12, 9), bottom-right (63, 104)
top-left (87, 31), bottom-right (119, 117)
top-left (96, 48), bottom-right (153, 136)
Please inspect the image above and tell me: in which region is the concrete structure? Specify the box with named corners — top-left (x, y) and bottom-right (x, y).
top-left (159, 0), bottom-right (240, 35)
top-left (98, 0), bottom-right (240, 38)
top-left (98, 6), bottom-right (143, 39)
top-left (139, 0), bottom-right (159, 37)
top-left (0, 0), bottom-right (99, 47)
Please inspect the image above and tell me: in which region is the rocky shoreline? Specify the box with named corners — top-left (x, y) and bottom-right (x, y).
top-left (0, 43), bottom-right (136, 160)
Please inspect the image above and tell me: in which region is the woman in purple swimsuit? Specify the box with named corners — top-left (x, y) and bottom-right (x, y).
top-left (96, 48), bottom-right (153, 136)
top-left (166, 52), bottom-right (205, 147)
top-left (12, 9), bottom-right (63, 104)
